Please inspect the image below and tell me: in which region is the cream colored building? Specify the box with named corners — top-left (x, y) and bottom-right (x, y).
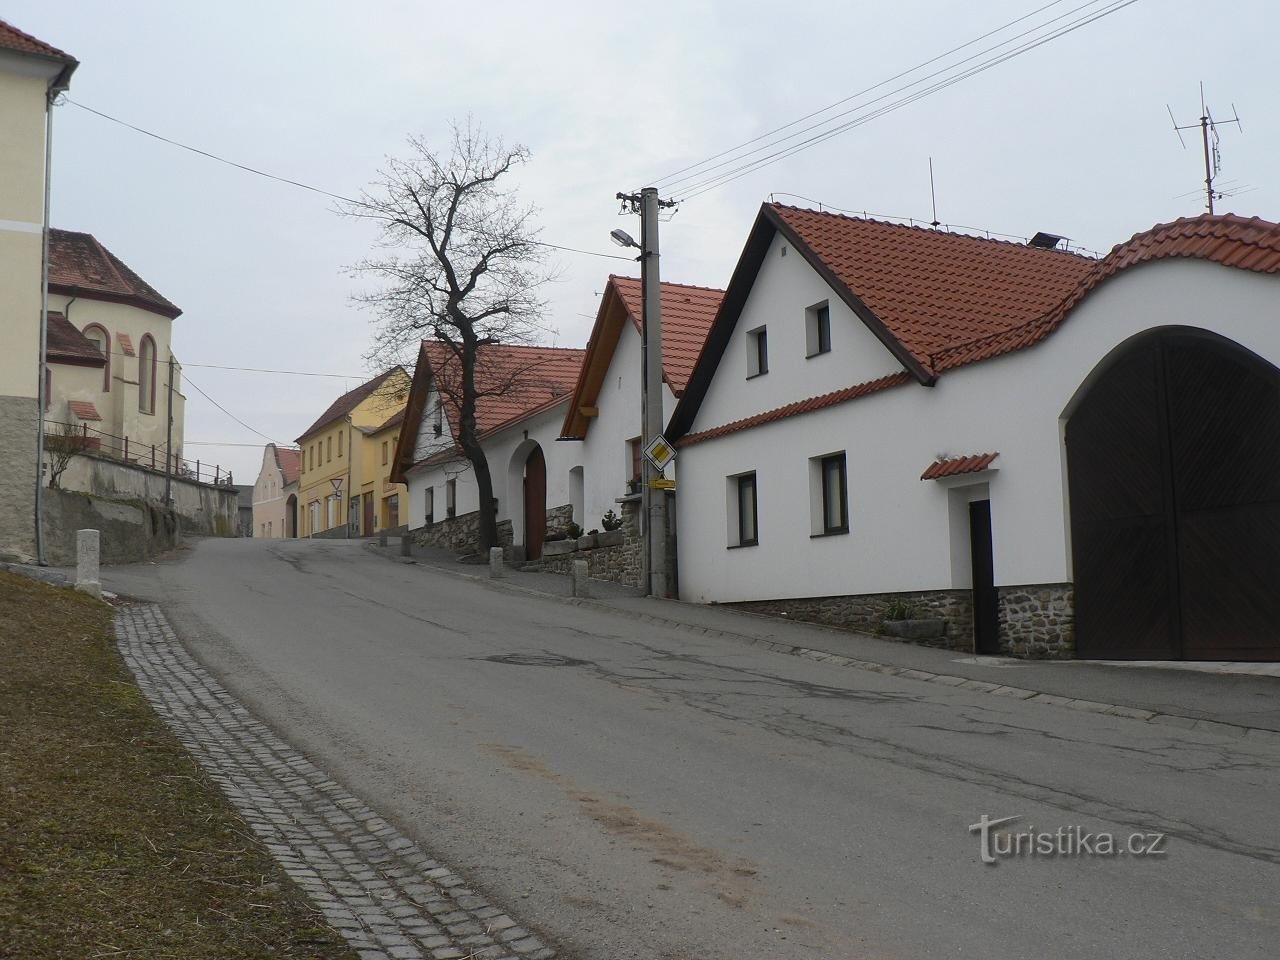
top-left (43, 228), bottom-right (187, 466)
top-left (0, 19), bottom-right (75, 559)
top-left (252, 443), bottom-right (300, 538)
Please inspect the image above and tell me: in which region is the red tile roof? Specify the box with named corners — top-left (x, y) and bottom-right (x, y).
top-left (117, 332), bottom-right (136, 356)
top-left (610, 276), bottom-right (725, 393)
top-left (67, 400), bottom-right (102, 422)
top-left (0, 19), bottom-right (77, 88)
top-left (678, 372), bottom-right (910, 448)
top-left (45, 311), bottom-right (107, 367)
top-left (768, 204), bottom-right (1095, 373)
top-left (932, 213), bottom-right (1280, 372)
top-left (49, 229), bottom-right (181, 320)
top-left (272, 445), bottom-right (301, 485)
top-left (920, 452), bottom-right (999, 480)
top-left (298, 368), bottom-right (408, 440)
top-left (422, 341), bottom-right (586, 439)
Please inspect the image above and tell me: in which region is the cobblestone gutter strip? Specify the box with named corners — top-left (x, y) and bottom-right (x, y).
top-left (114, 604), bottom-right (556, 960)
top-left (374, 548), bottom-right (1280, 748)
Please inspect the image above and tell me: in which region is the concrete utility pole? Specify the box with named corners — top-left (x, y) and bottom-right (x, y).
top-left (615, 186), bottom-right (676, 597)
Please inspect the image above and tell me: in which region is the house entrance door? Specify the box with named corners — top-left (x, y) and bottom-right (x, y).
top-left (969, 499), bottom-right (1000, 654)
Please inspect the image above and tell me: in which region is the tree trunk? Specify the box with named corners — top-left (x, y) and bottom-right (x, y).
top-left (466, 442), bottom-right (500, 550)
top-left (456, 330), bottom-right (500, 551)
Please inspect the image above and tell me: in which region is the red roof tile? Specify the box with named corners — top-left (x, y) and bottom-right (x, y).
top-left (920, 452), bottom-right (999, 480)
top-left (67, 400), bottom-right (102, 421)
top-left (45, 311), bottom-right (107, 367)
top-left (117, 332), bottom-right (135, 356)
top-left (678, 372), bottom-right (910, 448)
top-left (932, 213), bottom-right (1280, 372)
top-left (298, 368), bottom-right (407, 440)
top-left (0, 19), bottom-right (76, 71)
top-left (422, 341), bottom-right (586, 439)
top-left (48, 229), bottom-right (181, 320)
top-left (273, 445), bottom-right (301, 485)
top-left (769, 204), bottom-right (1095, 372)
top-left (609, 276), bottom-right (725, 393)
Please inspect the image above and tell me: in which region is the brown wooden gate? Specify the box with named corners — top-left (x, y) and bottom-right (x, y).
top-left (1067, 329), bottom-right (1280, 660)
top-left (523, 445), bottom-right (546, 561)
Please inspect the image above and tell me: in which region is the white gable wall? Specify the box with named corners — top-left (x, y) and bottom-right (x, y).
top-left (678, 258), bottom-right (1280, 604)
top-left (563, 323), bottom-right (677, 533)
top-left (694, 231), bottom-right (904, 432)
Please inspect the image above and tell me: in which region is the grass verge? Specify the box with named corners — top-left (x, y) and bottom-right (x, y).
top-left (0, 571), bottom-right (356, 959)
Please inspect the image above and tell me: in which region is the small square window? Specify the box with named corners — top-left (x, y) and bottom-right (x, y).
top-left (747, 327), bottom-right (768, 378)
top-left (807, 303), bottom-right (831, 357)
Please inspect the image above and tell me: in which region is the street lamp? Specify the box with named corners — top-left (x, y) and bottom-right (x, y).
top-left (610, 228), bottom-right (639, 249)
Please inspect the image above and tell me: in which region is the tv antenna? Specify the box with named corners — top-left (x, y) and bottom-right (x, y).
top-left (1168, 82), bottom-right (1242, 214)
top-left (928, 157), bottom-right (940, 228)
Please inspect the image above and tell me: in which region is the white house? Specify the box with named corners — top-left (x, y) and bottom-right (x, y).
top-left (666, 203), bottom-right (1280, 662)
top-left (557, 275), bottom-right (723, 533)
top-left (392, 341), bottom-right (585, 558)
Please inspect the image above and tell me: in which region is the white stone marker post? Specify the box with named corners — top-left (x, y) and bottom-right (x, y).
top-left (572, 558), bottom-right (589, 599)
top-left (75, 529), bottom-right (101, 599)
top-left (489, 546), bottom-right (505, 578)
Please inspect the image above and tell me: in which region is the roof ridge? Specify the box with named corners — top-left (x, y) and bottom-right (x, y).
top-left (610, 275), bottom-right (727, 294)
top-left (767, 201), bottom-right (1095, 261)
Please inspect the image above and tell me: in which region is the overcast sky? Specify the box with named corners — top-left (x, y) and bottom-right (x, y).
top-left (11, 0), bottom-right (1277, 482)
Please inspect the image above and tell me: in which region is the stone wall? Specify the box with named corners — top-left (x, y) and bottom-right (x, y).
top-left (41, 488), bottom-right (179, 565)
top-left (53, 450), bottom-right (239, 537)
top-left (0, 395), bottom-right (37, 561)
top-left (538, 534), bottom-right (644, 588)
top-left (731, 589), bottom-right (975, 651)
top-left (412, 508), bottom-right (513, 554)
top-left (544, 504), bottom-right (574, 540)
top-left (998, 583), bottom-right (1075, 659)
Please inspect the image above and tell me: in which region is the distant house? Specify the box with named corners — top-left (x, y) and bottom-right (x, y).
top-left (558, 276), bottom-right (723, 536)
top-left (667, 203), bottom-right (1280, 662)
top-left (392, 342), bottom-right (584, 558)
top-left (295, 369), bottom-right (410, 537)
top-left (43, 228), bottom-right (186, 469)
top-left (252, 443), bottom-right (300, 538)
top-left (234, 485), bottom-right (254, 536)
top-left (0, 18), bottom-right (76, 559)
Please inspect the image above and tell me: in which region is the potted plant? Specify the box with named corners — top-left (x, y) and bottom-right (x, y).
top-left (598, 510), bottom-right (626, 547)
top-left (880, 598), bottom-right (946, 640)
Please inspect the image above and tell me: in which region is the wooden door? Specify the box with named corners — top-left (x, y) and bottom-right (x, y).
top-left (969, 500), bottom-right (1000, 654)
top-left (363, 495), bottom-right (375, 537)
top-left (1067, 330), bottom-right (1280, 660)
top-left (524, 446), bottom-right (546, 561)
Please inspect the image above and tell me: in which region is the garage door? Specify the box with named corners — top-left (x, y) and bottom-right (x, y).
top-left (1066, 329), bottom-right (1280, 660)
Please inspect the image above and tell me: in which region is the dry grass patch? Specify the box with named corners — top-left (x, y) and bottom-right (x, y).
top-left (0, 571), bottom-right (356, 959)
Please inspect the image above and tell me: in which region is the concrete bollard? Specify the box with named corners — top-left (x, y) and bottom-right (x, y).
top-left (378, 529), bottom-right (388, 548)
top-left (75, 529), bottom-right (101, 599)
top-left (489, 546), bottom-right (505, 578)
top-left (400, 534), bottom-right (412, 557)
top-left (572, 558), bottom-right (589, 599)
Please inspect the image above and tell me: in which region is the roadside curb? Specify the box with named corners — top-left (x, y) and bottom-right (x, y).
top-left (369, 544), bottom-right (1280, 749)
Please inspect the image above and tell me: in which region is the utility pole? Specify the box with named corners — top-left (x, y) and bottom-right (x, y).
top-left (1169, 84), bottom-right (1242, 214)
top-left (164, 353), bottom-right (175, 503)
top-left (615, 186), bottom-right (677, 597)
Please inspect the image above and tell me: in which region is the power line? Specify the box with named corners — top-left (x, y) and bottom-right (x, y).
top-left (649, 0), bottom-right (1073, 188)
top-left (64, 98), bottom-right (634, 263)
top-left (181, 371), bottom-right (281, 445)
top-left (671, 0), bottom-right (1140, 201)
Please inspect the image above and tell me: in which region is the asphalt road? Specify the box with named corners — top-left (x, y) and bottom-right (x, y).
top-left (107, 538), bottom-right (1279, 960)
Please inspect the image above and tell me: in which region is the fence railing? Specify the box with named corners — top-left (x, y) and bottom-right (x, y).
top-left (45, 420), bottom-right (235, 487)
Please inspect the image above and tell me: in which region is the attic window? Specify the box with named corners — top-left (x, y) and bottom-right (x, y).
top-left (1029, 231), bottom-right (1067, 250)
top-left (746, 326), bottom-right (769, 378)
top-left (806, 303), bottom-right (831, 357)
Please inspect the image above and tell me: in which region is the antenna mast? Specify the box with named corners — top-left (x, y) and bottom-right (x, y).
top-left (928, 157), bottom-right (940, 228)
top-left (1168, 82), bottom-right (1242, 214)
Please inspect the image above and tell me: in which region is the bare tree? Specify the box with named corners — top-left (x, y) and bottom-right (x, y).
top-left (348, 120), bottom-right (554, 550)
top-left (44, 420), bottom-right (88, 489)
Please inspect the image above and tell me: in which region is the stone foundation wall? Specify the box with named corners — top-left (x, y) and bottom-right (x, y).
top-left (0, 395), bottom-right (38, 561)
top-left (538, 534), bottom-right (643, 588)
top-left (998, 583), bottom-right (1075, 659)
top-left (41, 488), bottom-right (179, 565)
top-left (731, 590), bottom-right (975, 651)
top-left (411, 508), bottom-right (513, 554)
top-left (545, 504), bottom-right (574, 540)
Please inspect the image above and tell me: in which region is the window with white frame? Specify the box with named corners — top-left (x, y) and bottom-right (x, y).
top-left (425, 486), bottom-right (435, 525)
top-left (809, 451), bottom-right (849, 536)
top-left (728, 471), bottom-right (759, 547)
top-left (446, 478), bottom-right (457, 518)
top-left (806, 302), bottom-right (832, 357)
top-left (746, 326), bottom-right (768, 378)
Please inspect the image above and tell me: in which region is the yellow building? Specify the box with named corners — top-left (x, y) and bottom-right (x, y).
top-left (296, 368), bottom-right (410, 537)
